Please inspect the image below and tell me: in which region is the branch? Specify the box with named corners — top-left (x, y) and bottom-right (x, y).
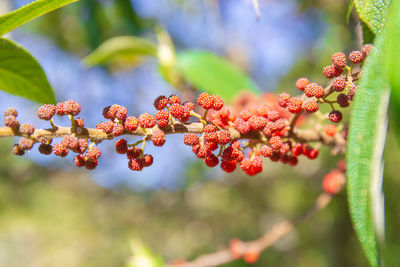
top-left (0, 122), bottom-right (345, 150)
top-left (166, 193), bottom-right (332, 267)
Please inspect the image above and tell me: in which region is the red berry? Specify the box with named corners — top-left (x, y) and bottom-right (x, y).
top-left (4, 116), bottom-right (19, 128)
top-left (231, 141), bottom-right (241, 149)
top-left (205, 141), bottom-right (218, 151)
top-left (157, 119), bottom-right (169, 128)
top-left (102, 121), bottom-right (114, 134)
top-left (18, 138), bottom-right (34, 150)
top-left (324, 124), bottom-right (337, 137)
top-left (156, 110), bottom-right (169, 121)
top-left (112, 123), bottom-right (124, 136)
top-left (184, 133), bottom-right (200, 146)
top-left (278, 93), bottom-right (291, 108)
top-left (304, 83), bottom-right (325, 98)
top-left (322, 169), bottom-right (346, 194)
top-left (115, 139), bottom-right (128, 154)
top-left (138, 113), bottom-right (156, 128)
top-left (222, 147), bottom-right (240, 161)
top-left (332, 76), bottom-right (346, 92)
top-left (204, 131), bottom-right (217, 142)
top-left (126, 147), bottom-right (142, 160)
top-left (269, 136), bottom-right (283, 150)
top-left (287, 97), bottom-right (303, 114)
top-left (87, 147), bottom-right (101, 160)
top-left (212, 95), bottom-right (224, 110)
top-left (291, 143), bottom-right (303, 156)
top-left (19, 123), bottom-right (35, 136)
top-left (348, 84), bottom-right (358, 100)
top-left (128, 158), bottom-right (144, 171)
top-left (262, 126), bottom-right (272, 137)
top-left (331, 52), bottom-right (347, 68)
top-left (64, 100), bottom-right (81, 116)
top-left (267, 110), bottom-right (280, 121)
top-left (323, 65), bottom-right (336, 79)
top-left (204, 124), bottom-right (217, 133)
top-left (74, 118), bottom-right (85, 127)
top-left (115, 105), bottom-right (128, 120)
top-left (248, 115), bottom-right (267, 131)
top-left (204, 153), bottom-right (219, 167)
top-left (240, 158), bottom-right (252, 172)
top-left (233, 118), bottom-right (251, 134)
top-left (153, 95), bottom-right (168, 110)
top-left (195, 145), bottom-right (208, 159)
top-left (52, 142), bottom-right (68, 157)
top-left (303, 100), bottom-right (319, 113)
top-left (296, 78), bottom-right (310, 91)
top-left (337, 93), bottom-right (350, 107)
top-left (151, 130), bottom-right (166, 146)
top-left (143, 154), bottom-right (154, 167)
top-left (78, 138), bottom-right (88, 154)
top-left (168, 94), bottom-right (181, 105)
top-left (217, 130), bottom-right (231, 145)
top-left (329, 110), bottom-right (342, 123)
top-left (362, 44), bottom-right (373, 56)
top-left (307, 148), bottom-right (319, 159)
top-left (349, 51), bottom-right (364, 64)
top-left (55, 102), bottom-right (66, 116)
top-left (12, 144), bottom-right (24, 156)
top-left (183, 101), bottom-right (195, 111)
top-left (260, 145), bottom-right (273, 157)
top-left (96, 121), bottom-right (107, 130)
top-left (38, 143), bottom-right (52, 155)
top-left (243, 248), bottom-right (259, 264)
top-left (85, 159), bottom-right (98, 170)
top-left (238, 110), bottom-right (252, 121)
top-left (37, 104), bottom-right (56, 120)
top-left (289, 156), bottom-right (298, 166)
top-left (124, 116), bottom-right (139, 131)
top-left (279, 142), bottom-right (291, 154)
top-left (4, 108), bottom-right (18, 117)
top-left (74, 154), bottom-right (86, 167)
top-left (256, 104), bottom-right (270, 117)
top-left (220, 160), bottom-right (237, 173)
top-left (61, 136), bottom-right (78, 150)
top-left (229, 239), bottom-right (244, 259)
top-left (197, 92), bottom-right (213, 109)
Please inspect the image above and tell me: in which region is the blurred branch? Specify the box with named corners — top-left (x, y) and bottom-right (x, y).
top-left (166, 193), bottom-right (332, 267)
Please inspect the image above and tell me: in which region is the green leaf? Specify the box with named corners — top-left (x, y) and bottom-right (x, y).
top-left (385, 0), bottom-right (400, 97)
top-left (347, 35), bottom-right (388, 267)
top-left (384, 0), bottom-right (400, 147)
top-left (353, 0), bottom-right (391, 35)
top-left (84, 36), bottom-right (157, 66)
top-left (347, 0), bottom-right (354, 22)
top-left (361, 20), bottom-right (376, 44)
top-left (176, 50), bottom-right (259, 102)
top-left (0, 37), bottom-right (56, 104)
top-left (0, 0), bottom-right (79, 36)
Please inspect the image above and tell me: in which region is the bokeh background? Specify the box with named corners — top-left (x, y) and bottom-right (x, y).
top-left (0, 0), bottom-right (399, 266)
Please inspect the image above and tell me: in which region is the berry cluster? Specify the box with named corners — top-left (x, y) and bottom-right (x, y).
top-left (278, 44), bottom-right (371, 125)
top-left (1, 46), bottom-right (368, 176)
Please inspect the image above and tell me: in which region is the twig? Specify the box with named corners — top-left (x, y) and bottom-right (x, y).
top-left (166, 193), bottom-right (332, 267)
top-left (0, 123), bottom-right (345, 149)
